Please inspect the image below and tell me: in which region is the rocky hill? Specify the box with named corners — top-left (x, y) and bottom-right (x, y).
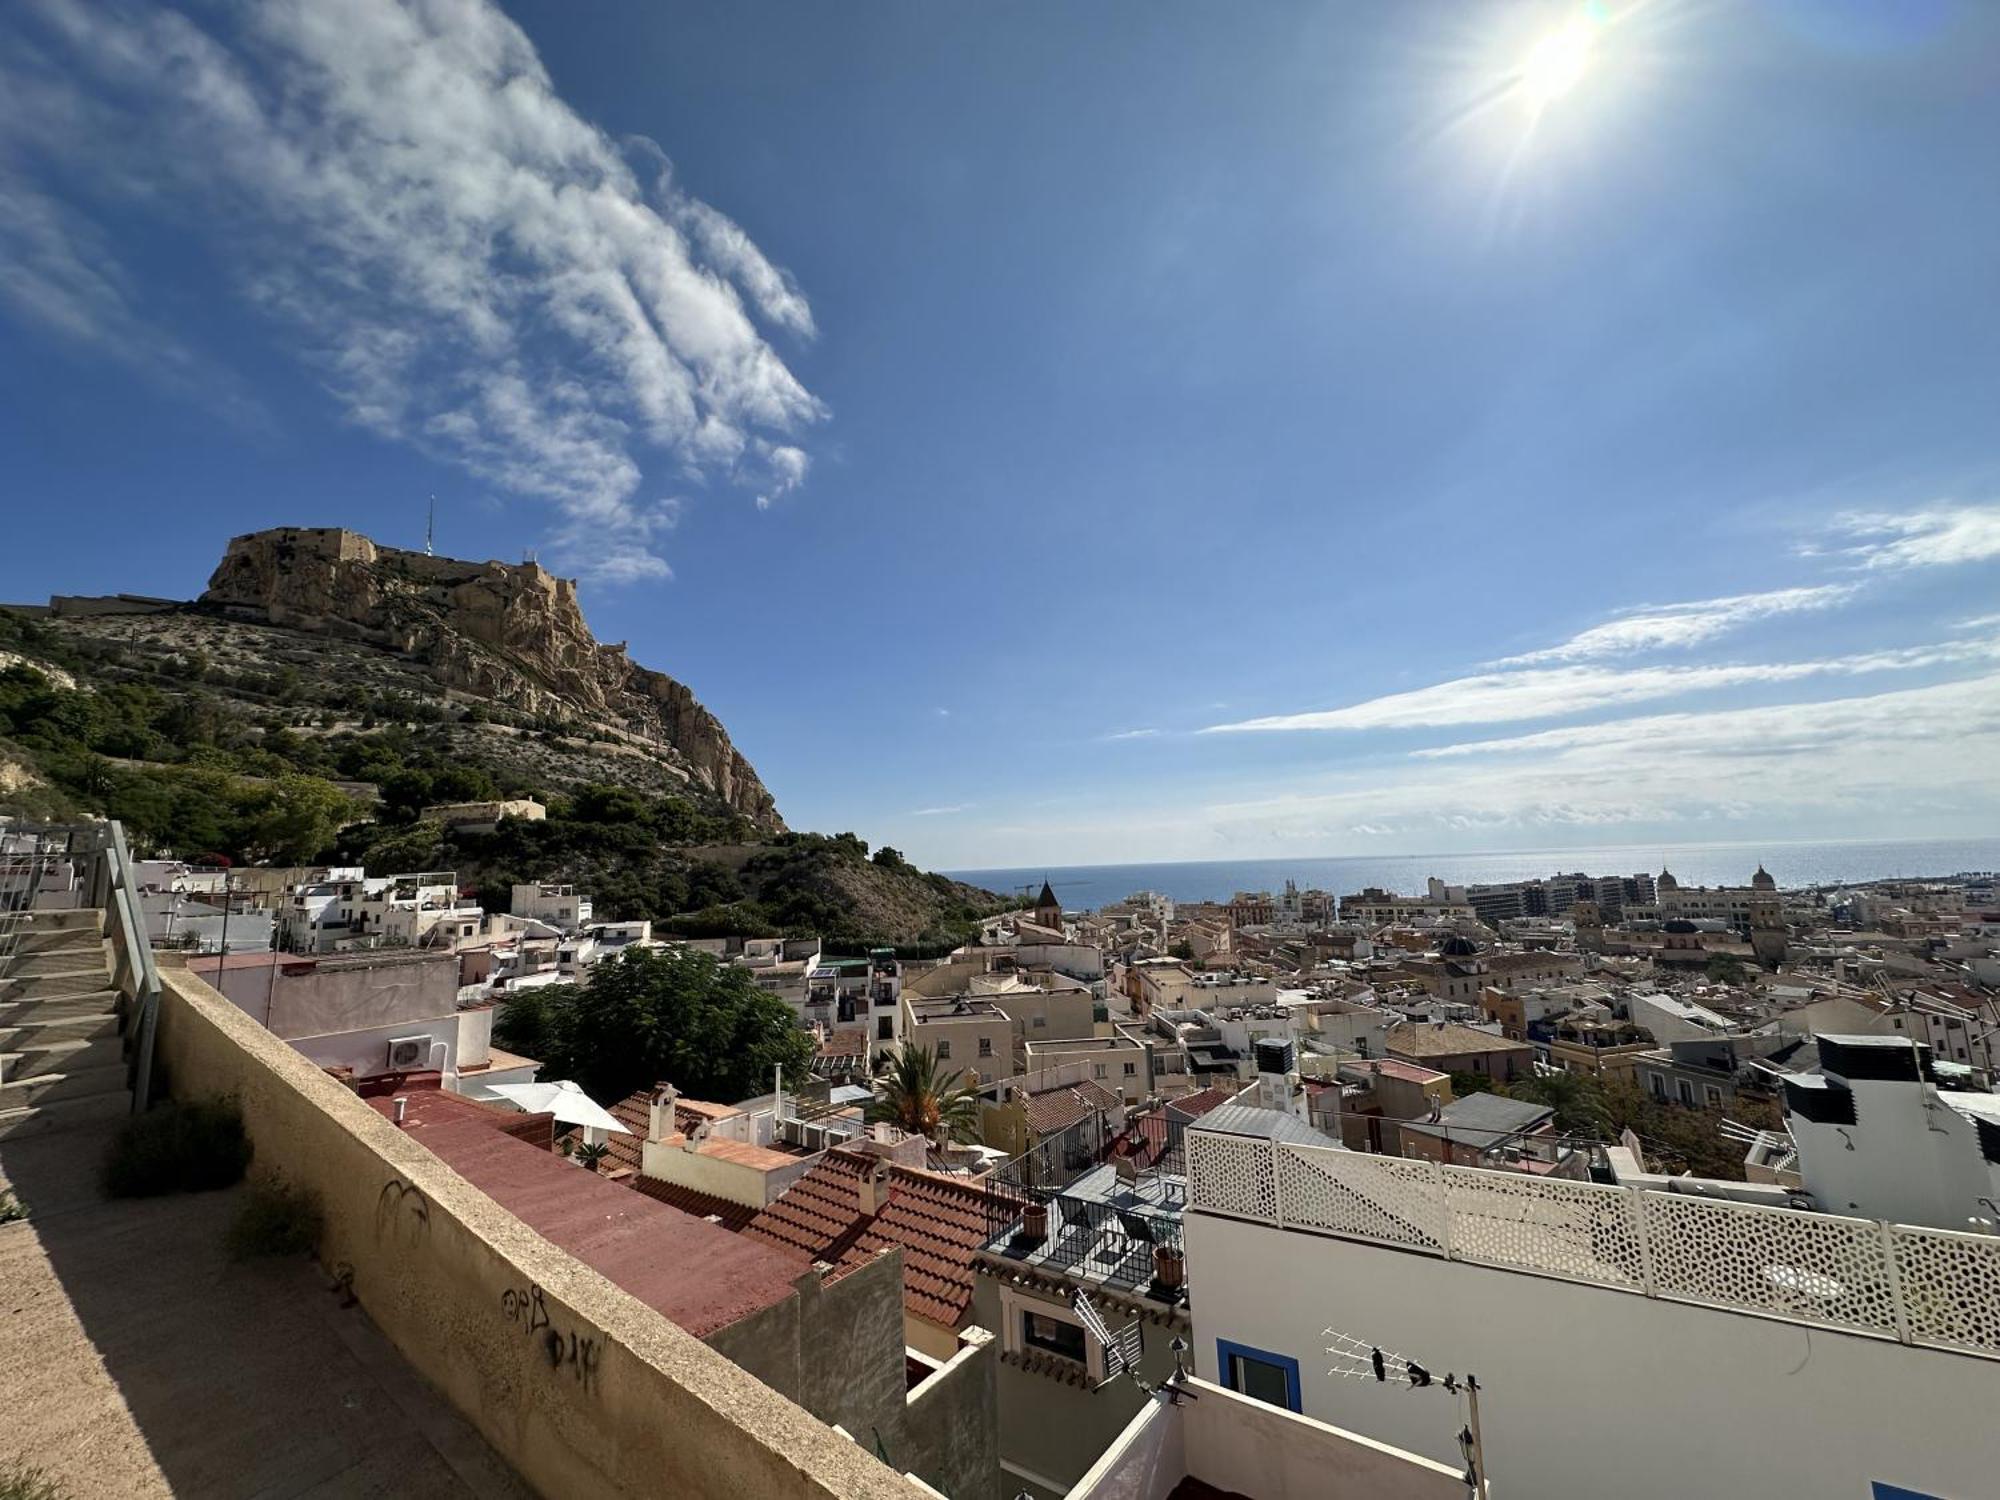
top-left (0, 530), bottom-right (1001, 946)
top-left (201, 527), bottom-right (778, 828)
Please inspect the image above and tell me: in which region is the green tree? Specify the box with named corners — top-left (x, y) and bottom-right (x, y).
top-left (1169, 939), bottom-right (1196, 961)
top-left (1504, 1070), bottom-right (1612, 1136)
top-left (246, 775), bottom-right (355, 862)
top-left (1705, 954), bottom-right (1748, 986)
top-left (867, 1043), bottom-right (982, 1143)
top-left (495, 947), bottom-right (816, 1105)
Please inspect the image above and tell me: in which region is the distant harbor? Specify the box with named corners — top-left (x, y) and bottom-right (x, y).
top-left (947, 836), bottom-right (2000, 910)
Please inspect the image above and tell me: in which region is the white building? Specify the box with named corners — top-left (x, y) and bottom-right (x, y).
top-left (1179, 1101), bottom-right (2000, 1500)
top-left (510, 881), bottom-right (593, 932)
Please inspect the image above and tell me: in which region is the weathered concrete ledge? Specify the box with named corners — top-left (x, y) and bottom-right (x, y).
top-left (153, 960), bottom-right (924, 1500)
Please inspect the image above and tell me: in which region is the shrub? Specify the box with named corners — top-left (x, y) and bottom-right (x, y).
top-left (101, 1096), bottom-right (252, 1198)
top-left (0, 1189), bottom-right (25, 1224)
top-left (226, 1178), bottom-right (324, 1259)
top-left (0, 1461), bottom-right (66, 1500)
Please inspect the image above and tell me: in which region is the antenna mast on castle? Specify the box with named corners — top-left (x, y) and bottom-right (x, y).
top-left (425, 496), bottom-right (435, 557)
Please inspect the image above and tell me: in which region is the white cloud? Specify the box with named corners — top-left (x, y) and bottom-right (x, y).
top-left (1203, 636), bottom-right (2000, 734)
top-left (908, 804), bottom-right (971, 817)
top-left (1831, 503), bottom-right (2000, 572)
top-left (963, 674), bottom-right (1999, 864)
top-left (1, 0), bottom-right (822, 583)
top-left (1102, 727), bottom-right (1163, 741)
top-left (1495, 584), bottom-right (1858, 665)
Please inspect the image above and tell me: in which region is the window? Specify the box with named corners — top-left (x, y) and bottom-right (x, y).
top-left (877, 1017), bottom-right (893, 1041)
top-left (936, 1041), bottom-right (951, 1060)
top-left (1124, 1062), bottom-right (1137, 1076)
top-left (1032, 1015), bottom-right (1047, 1028)
top-left (978, 1037), bottom-right (993, 1057)
top-left (1704, 1085), bottom-right (1723, 1108)
top-left (1648, 1073), bottom-right (1667, 1101)
top-left (1677, 1079), bottom-right (1696, 1107)
top-left (1093, 1064), bottom-right (1107, 1078)
top-left (1022, 1310), bottom-right (1086, 1364)
top-left (1217, 1339), bottom-right (1301, 1412)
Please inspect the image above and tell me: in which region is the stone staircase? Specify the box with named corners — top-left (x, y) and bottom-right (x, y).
top-left (0, 907), bottom-right (134, 1140)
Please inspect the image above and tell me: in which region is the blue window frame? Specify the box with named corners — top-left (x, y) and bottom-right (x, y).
top-left (1216, 1338), bottom-right (1301, 1413)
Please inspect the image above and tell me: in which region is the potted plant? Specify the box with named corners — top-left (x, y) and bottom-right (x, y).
top-left (1152, 1243), bottom-right (1185, 1291)
top-left (1017, 1200), bottom-right (1048, 1245)
top-left (574, 1142), bottom-right (611, 1173)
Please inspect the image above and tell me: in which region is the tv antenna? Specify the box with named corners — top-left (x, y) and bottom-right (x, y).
top-left (1326, 1327), bottom-right (1491, 1497)
top-left (425, 496), bottom-right (436, 557)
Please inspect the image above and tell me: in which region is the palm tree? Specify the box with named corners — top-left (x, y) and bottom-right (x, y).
top-left (867, 1043), bottom-right (982, 1143)
top-left (573, 1141), bottom-right (611, 1172)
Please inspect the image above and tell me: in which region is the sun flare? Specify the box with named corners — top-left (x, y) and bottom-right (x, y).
top-left (1520, 20), bottom-right (1594, 111)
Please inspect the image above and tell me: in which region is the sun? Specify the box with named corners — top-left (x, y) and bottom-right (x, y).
top-left (1519, 19), bottom-right (1595, 113)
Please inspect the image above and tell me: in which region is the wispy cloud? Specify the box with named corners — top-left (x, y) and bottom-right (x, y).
top-left (1101, 727), bottom-right (1163, 741)
top-left (1829, 503), bottom-right (2000, 572)
top-left (1495, 584), bottom-right (1858, 665)
top-left (908, 804), bottom-right (971, 817)
top-left (1202, 636), bottom-right (2000, 734)
top-left (0, 0), bottom-right (822, 583)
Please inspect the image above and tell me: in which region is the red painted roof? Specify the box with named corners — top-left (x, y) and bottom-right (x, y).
top-left (742, 1149), bottom-right (1019, 1331)
top-left (371, 1091), bottom-right (807, 1339)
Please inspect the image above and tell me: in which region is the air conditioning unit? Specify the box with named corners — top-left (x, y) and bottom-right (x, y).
top-left (386, 1035), bottom-right (431, 1071)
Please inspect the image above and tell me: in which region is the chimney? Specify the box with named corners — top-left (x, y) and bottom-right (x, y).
top-left (648, 1084), bottom-right (678, 1143)
top-left (392, 1096), bottom-right (409, 1125)
top-left (857, 1157), bottom-right (893, 1217)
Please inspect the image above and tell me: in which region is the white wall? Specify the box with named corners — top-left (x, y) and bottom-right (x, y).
top-left (1186, 1210), bottom-right (1998, 1500)
top-left (290, 1016), bottom-right (455, 1080)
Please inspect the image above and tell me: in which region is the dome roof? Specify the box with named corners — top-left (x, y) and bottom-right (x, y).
top-left (1752, 865), bottom-right (1776, 890)
top-left (1437, 933), bottom-right (1480, 958)
top-left (1657, 869), bottom-right (1678, 889)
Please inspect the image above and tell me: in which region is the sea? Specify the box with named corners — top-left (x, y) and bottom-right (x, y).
top-left (945, 837), bottom-right (2000, 911)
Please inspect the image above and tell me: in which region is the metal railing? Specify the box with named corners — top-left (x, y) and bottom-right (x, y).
top-left (1, 818), bottom-right (160, 1112)
top-left (1187, 1132), bottom-right (2000, 1360)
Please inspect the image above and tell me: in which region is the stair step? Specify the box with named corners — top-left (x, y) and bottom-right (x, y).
top-left (4, 1033), bottom-right (125, 1080)
top-left (1, 1061), bottom-right (130, 1111)
top-left (0, 1090), bottom-right (132, 1141)
top-left (0, 908), bottom-right (104, 936)
top-left (3, 930), bottom-right (109, 959)
top-left (1, 952), bottom-right (112, 988)
top-left (0, 969), bottom-right (117, 1001)
top-left (0, 991), bottom-right (123, 1027)
top-left (0, 1012), bottom-right (123, 1050)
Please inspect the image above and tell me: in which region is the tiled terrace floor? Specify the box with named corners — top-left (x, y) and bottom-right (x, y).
top-left (1, 1122), bottom-right (535, 1499)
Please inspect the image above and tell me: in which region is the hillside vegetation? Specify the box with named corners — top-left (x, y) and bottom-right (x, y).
top-left (0, 607), bottom-right (1000, 947)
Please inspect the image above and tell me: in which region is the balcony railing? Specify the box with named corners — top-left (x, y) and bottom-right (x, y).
top-left (1187, 1132), bottom-right (2000, 1360)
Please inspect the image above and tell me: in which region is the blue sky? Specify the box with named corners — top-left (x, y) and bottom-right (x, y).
top-left (3, 0), bottom-right (1998, 867)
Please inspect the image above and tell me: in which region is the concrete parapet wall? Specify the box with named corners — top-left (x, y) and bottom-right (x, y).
top-left (153, 961), bottom-right (923, 1500)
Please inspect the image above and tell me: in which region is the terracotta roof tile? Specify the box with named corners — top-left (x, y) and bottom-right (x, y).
top-left (743, 1149), bottom-right (1021, 1331)
top-left (629, 1176), bottom-right (760, 1232)
top-left (1024, 1080), bottom-right (1120, 1136)
top-left (845, 1167), bottom-right (1022, 1329)
top-left (741, 1150), bottom-right (874, 1264)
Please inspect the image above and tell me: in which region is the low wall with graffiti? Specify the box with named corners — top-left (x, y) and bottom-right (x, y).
top-left (153, 960), bottom-right (924, 1500)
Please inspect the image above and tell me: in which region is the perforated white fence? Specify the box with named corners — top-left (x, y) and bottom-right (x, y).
top-left (1185, 1133), bottom-right (2000, 1359)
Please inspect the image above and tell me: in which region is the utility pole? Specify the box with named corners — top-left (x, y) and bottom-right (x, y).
top-left (1464, 1373), bottom-right (1490, 1500)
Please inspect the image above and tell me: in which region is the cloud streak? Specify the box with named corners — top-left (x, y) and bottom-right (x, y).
top-left (1, 0), bottom-right (822, 582)
top-left (1495, 584), bottom-right (1857, 665)
top-left (1833, 503), bottom-right (2000, 573)
top-left (1203, 637), bottom-right (2000, 734)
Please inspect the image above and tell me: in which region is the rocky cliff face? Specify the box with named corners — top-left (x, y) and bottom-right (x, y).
top-left (201, 527), bottom-right (781, 830)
